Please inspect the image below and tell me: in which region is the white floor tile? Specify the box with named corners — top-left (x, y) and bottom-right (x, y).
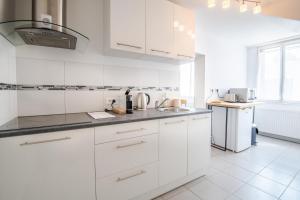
top-left (280, 188), bottom-right (300, 200)
top-left (234, 185), bottom-right (277, 200)
top-left (207, 171), bottom-right (244, 193)
top-left (248, 175), bottom-right (286, 198)
top-left (160, 187), bottom-right (186, 199)
top-left (290, 174), bottom-right (300, 191)
top-left (189, 178), bottom-right (230, 200)
top-left (225, 195), bottom-right (241, 200)
top-left (231, 159), bottom-right (265, 173)
top-left (259, 167), bottom-right (294, 185)
top-left (267, 161), bottom-right (299, 177)
top-left (220, 165), bottom-right (256, 182)
top-left (166, 190), bottom-right (201, 200)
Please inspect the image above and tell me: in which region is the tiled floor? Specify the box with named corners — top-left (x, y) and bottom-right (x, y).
top-left (154, 135), bottom-right (300, 200)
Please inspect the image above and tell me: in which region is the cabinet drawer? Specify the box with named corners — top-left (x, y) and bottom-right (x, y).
top-left (188, 113), bottom-right (211, 121)
top-left (97, 163), bottom-right (158, 200)
top-left (95, 120), bottom-right (159, 144)
top-left (95, 134), bottom-right (158, 178)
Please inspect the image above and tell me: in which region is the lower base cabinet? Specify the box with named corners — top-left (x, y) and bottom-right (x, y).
top-left (0, 113), bottom-right (211, 200)
top-left (0, 128), bottom-right (95, 200)
top-left (159, 116), bottom-right (188, 186)
top-left (188, 114), bottom-right (211, 174)
top-left (96, 163), bottom-right (158, 200)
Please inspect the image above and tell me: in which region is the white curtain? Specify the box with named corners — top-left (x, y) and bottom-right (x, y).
top-left (180, 62), bottom-right (195, 107)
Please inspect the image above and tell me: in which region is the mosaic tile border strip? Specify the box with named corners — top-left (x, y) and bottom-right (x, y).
top-left (0, 83), bottom-right (179, 92)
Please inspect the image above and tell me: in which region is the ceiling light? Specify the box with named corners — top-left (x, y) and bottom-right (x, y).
top-left (208, 0), bottom-right (216, 8)
top-left (222, 0), bottom-right (230, 9)
top-left (253, 4), bottom-right (262, 14)
top-left (240, 2), bottom-right (248, 13)
top-left (191, 34), bottom-right (195, 40)
top-left (174, 21), bottom-right (179, 28)
top-left (179, 25), bottom-right (185, 32)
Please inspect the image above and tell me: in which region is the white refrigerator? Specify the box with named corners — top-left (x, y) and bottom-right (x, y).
top-left (211, 106), bottom-right (253, 152)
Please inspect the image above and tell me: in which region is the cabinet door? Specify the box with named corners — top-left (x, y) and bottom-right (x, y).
top-left (0, 129), bottom-right (95, 200)
top-left (110, 0), bottom-right (146, 53)
top-left (188, 114), bottom-right (211, 175)
top-left (174, 4), bottom-right (195, 60)
top-left (146, 0), bottom-right (174, 58)
top-left (159, 116), bottom-right (188, 186)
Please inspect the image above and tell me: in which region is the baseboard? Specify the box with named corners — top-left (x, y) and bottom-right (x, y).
top-left (259, 131), bottom-right (300, 144)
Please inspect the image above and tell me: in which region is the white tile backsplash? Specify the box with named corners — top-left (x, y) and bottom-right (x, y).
top-left (15, 57), bottom-right (181, 116)
top-left (65, 62), bottom-right (103, 86)
top-left (159, 70), bottom-right (180, 88)
top-left (136, 68), bottom-right (159, 87)
top-left (0, 36), bottom-right (17, 126)
top-left (16, 58), bottom-right (65, 85)
top-left (103, 65), bottom-right (139, 87)
top-left (65, 91), bottom-right (104, 113)
top-left (18, 91), bottom-right (65, 116)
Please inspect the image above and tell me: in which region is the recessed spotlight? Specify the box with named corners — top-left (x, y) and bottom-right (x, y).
top-left (208, 0), bottom-right (216, 8)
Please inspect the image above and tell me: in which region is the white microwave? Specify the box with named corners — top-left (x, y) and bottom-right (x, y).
top-left (229, 88), bottom-right (256, 103)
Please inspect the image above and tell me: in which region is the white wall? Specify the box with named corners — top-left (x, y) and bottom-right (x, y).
top-left (0, 36), bottom-right (17, 125)
top-left (195, 9), bottom-right (247, 97)
top-left (15, 0), bottom-right (180, 116)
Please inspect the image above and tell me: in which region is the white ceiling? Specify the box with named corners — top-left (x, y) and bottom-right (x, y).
top-left (170, 0), bottom-right (300, 46)
top-left (170, 0), bottom-right (280, 8)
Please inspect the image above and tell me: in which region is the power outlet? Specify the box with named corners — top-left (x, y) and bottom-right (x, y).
top-left (105, 98), bottom-right (116, 109)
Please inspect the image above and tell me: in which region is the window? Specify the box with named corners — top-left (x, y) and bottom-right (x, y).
top-left (283, 43), bottom-right (300, 101)
top-left (257, 47), bottom-right (281, 100)
top-left (257, 40), bottom-right (300, 102)
top-left (180, 62), bottom-right (195, 106)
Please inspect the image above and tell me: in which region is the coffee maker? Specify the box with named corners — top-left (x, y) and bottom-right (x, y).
top-left (125, 89), bottom-right (133, 114)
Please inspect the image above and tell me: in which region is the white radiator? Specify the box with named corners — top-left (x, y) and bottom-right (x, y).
top-left (255, 106), bottom-right (300, 140)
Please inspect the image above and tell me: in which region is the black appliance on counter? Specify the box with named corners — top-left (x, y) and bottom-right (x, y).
top-left (125, 89), bottom-right (133, 114)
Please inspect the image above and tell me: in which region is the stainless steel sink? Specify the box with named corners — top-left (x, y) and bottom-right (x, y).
top-left (157, 107), bottom-right (190, 112)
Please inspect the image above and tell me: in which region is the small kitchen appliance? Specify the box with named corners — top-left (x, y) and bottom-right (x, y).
top-left (229, 88), bottom-right (256, 103)
top-left (125, 89), bottom-right (133, 114)
top-left (136, 92), bottom-right (150, 110)
top-left (224, 93), bottom-right (237, 103)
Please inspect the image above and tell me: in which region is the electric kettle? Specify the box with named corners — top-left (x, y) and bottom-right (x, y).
top-left (137, 92), bottom-right (151, 110)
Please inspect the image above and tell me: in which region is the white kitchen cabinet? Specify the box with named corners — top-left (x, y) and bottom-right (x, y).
top-left (211, 106), bottom-right (254, 152)
top-left (0, 129), bottom-right (95, 200)
top-left (95, 134), bottom-right (158, 178)
top-left (174, 4), bottom-right (196, 60)
top-left (106, 0), bottom-right (146, 54)
top-left (159, 116), bottom-right (188, 186)
top-left (227, 107), bottom-right (254, 152)
top-left (146, 0), bottom-right (174, 58)
top-left (97, 163), bottom-right (158, 200)
top-left (188, 114), bottom-right (211, 175)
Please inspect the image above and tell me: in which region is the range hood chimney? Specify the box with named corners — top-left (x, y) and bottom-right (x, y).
top-left (0, 0), bottom-right (89, 50)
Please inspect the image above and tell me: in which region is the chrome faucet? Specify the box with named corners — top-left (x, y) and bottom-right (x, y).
top-left (155, 98), bottom-right (169, 109)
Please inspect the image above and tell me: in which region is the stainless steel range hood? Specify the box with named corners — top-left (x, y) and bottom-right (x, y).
top-left (0, 0), bottom-right (89, 50)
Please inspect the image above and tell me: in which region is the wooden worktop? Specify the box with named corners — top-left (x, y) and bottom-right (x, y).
top-left (207, 101), bottom-right (262, 109)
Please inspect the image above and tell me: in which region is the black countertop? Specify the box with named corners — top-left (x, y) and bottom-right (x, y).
top-left (0, 108), bottom-right (212, 138)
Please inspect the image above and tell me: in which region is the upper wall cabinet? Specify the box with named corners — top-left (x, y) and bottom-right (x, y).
top-left (146, 0), bottom-right (174, 58)
top-left (174, 4), bottom-right (196, 60)
top-left (104, 0), bottom-right (195, 61)
top-left (105, 0), bottom-right (146, 54)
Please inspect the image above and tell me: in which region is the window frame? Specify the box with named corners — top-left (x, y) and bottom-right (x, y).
top-left (257, 38), bottom-right (300, 104)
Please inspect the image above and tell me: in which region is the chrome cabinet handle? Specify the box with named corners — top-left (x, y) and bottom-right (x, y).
top-left (20, 137), bottom-right (71, 146)
top-left (151, 49), bottom-right (170, 54)
top-left (165, 120), bottom-right (185, 125)
top-left (116, 170), bottom-right (146, 182)
top-left (116, 128), bottom-right (145, 134)
top-left (192, 116), bottom-right (210, 121)
top-left (116, 42), bottom-right (142, 49)
top-left (116, 141), bottom-right (146, 149)
top-left (177, 54), bottom-right (194, 59)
